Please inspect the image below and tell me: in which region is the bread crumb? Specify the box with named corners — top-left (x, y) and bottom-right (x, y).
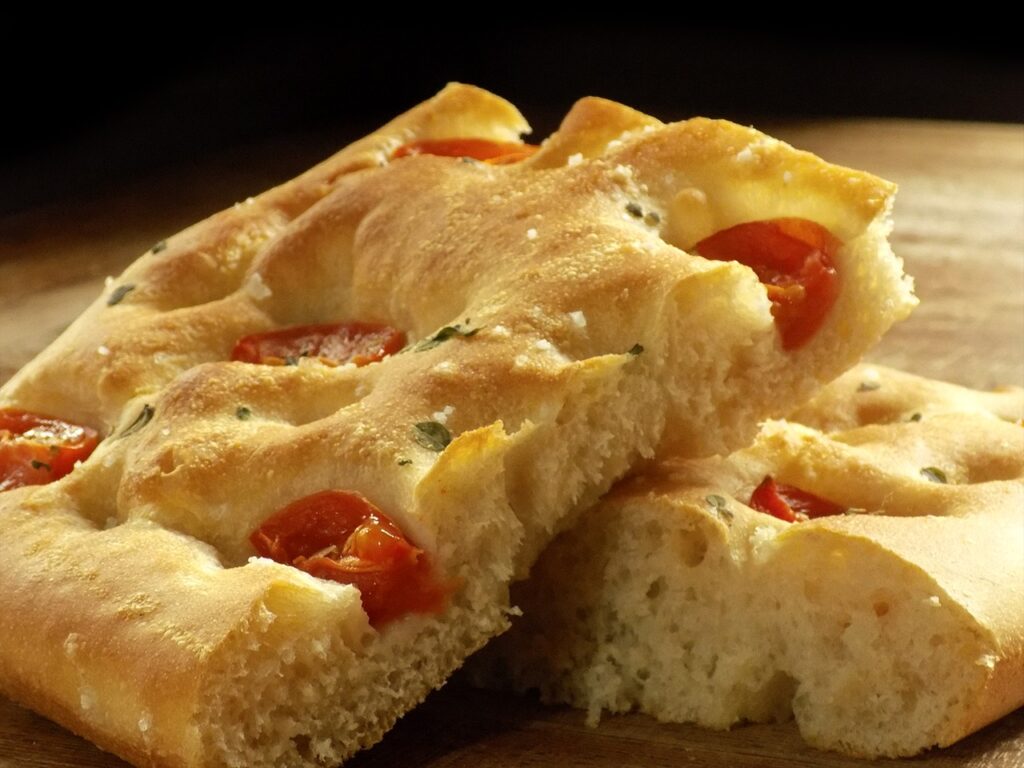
top-left (534, 339), bottom-right (554, 352)
top-left (491, 325), bottom-right (511, 338)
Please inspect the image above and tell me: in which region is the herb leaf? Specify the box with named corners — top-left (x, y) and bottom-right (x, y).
top-left (236, 406), bottom-right (253, 421)
top-left (628, 343), bottom-right (644, 356)
top-left (920, 466), bottom-right (948, 484)
top-left (909, 412), bottom-right (923, 422)
top-left (107, 284), bottom-right (136, 306)
top-left (397, 458), bottom-right (413, 466)
top-left (625, 202), bottom-right (643, 218)
top-left (705, 494), bottom-right (733, 521)
top-left (30, 460), bottom-right (52, 472)
top-left (415, 324), bottom-right (482, 352)
top-left (150, 240), bottom-right (168, 254)
top-left (857, 381), bottom-right (881, 393)
top-left (120, 404), bottom-right (155, 438)
top-left (413, 421), bottom-right (452, 452)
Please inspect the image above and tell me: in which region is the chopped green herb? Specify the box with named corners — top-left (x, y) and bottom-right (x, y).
top-left (49, 445), bottom-right (60, 455)
top-left (920, 466), bottom-right (948, 484)
top-left (909, 412), bottom-right (923, 422)
top-left (236, 406), bottom-right (253, 421)
top-left (415, 324), bottom-right (481, 352)
top-left (857, 381), bottom-right (881, 393)
top-left (628, 343), bottom-right (644, 356)
top-left (284, 355), bottom-right (300, 366)
top-left (397, 458), bottom-right (413, 466)
top-left (413, 421), bottom-right (451, 452)
top-left (625, 202), bottom-right (643, 218)
top-left (643, 211), bottom-right (661, 226)
top-left (120, 404), bottom-right (154, 438)
top-left (30, 460), bottom-right (52, 472)
top-left (705, 494), bottom-right (733, 520)
top-left (150, 240), bottom-right (168, 254)
top-left (107, 284), bottom-right (136, 306)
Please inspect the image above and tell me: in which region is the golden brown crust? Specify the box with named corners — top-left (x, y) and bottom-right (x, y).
top-left (0, 88), bottom-right (913, 767)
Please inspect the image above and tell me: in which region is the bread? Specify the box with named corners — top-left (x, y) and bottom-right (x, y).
top-left (473, 364), bottom-right (1024, 757)
top-left (0, 85), bottom-right (914, 767)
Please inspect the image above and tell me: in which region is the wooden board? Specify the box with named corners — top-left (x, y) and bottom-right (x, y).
top-left (1, 119), bottom-right (1022, 767)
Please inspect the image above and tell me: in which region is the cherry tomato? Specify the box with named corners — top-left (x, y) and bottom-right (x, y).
top-left (392, 138), bottom-right (538, 164)
top-left (0, 409), bottom-right (99, 492)
top-left (695, 218), bottom-right (840, 350)
top-left (231, 322), bottom-right (406, 367)
top-left (251, 490), bottom-right (450, 627)
top-left (749, 475), bottom-right (846, 523)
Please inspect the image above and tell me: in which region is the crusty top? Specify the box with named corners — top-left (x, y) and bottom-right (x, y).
top-left (0, 85), bottom-right (915, 766)
top-left (0, 85), bottom-right (912, 567)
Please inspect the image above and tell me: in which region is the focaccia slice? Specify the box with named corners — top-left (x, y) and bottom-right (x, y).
top-left (0, 86), bottom-right (913, 768)
top-left (474, 365), bottom-right (1024, 757)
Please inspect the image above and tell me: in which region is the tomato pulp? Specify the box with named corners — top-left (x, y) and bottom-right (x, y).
top-left (749, 475), bottom-right (846, 523)
top-left (232, 322), bottom-right (406, 367)
top-left (392, 138), bottom-right (538, 164)
top-left (251, 490), bottom-right (450, 626)
top-left (695, 218), bottom-right (840, 350)
top-left (0, 409), bottom-right (99, 491)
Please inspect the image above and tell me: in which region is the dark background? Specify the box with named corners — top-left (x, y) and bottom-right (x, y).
top-left (2, 27), bottom-right (1021, 214)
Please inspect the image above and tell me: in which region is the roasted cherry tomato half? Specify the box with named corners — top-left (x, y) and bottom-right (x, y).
top-left (251, 490), bottom-right (450, 627)
top-left (231, 322), bottom-right (406, 367)
top-left (0, 409), bottom-right (99, 492)
top-left (695, 218), bottom-right (840, 350)
top-left (749, 475), bottom-right (846, 523)
top-left (392, 138), bottom-right (538, 164)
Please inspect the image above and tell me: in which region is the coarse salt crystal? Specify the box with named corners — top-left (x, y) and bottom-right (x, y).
top-left (526, 228), bottom-right (538, 240)
top-left (97, 345), bottom-right (111, 357)
top-left (567, 153), bottom-right (583, 167)
top-left (245, 272), bottom-right (273, 300)
top-left (568, 310), bottom-right (587, 328)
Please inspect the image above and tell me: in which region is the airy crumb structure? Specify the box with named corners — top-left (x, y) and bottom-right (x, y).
top-left (473, 365), bottom-right (1024, 758)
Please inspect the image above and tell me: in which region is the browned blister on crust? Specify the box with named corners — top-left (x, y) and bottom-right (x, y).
top-left (476, 365), bottom-right (1023, 758)
top-left (0, 85), bottom-right (913, 768)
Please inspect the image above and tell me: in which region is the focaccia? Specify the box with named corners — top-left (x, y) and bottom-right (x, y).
top-left (0, 86), bottom-right (914, 767)
top-left (474, 365), bottom-right (1024, 757)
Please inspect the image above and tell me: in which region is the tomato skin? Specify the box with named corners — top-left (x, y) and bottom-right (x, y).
top-left (231, 322), bottom-right (406, 367)
top-left (392, 138), bottom-right (538, 164)
top-left (749, 475), bottom-right (846, 523)
top-left (250, 490), bottom-right (449, 627)
top-left (0, 409), bottom-right (99, 492)
top-left (694, 218), bottom-right (840, 350)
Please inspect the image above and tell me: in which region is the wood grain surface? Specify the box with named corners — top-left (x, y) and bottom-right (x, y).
top-left (1, 119), bottom-right (1022, 767)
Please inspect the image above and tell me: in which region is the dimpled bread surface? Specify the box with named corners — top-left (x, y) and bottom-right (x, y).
top-left (0, 85), bottom-right (914, 768)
